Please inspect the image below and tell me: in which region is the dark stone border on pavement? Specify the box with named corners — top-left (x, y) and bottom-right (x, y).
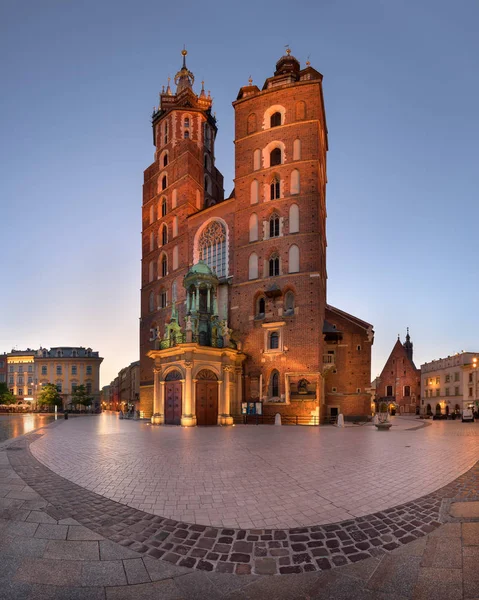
top-left (5, 431), bottom-right (479, 576)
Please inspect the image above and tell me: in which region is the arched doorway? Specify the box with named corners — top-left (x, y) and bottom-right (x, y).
top-left (196, 369), bottom-right (218, 426)
top-left (165, 370), bottom-right (182, 425)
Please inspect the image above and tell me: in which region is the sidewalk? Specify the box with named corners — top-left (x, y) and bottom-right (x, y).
top-left (1, 428), bottom-right (478, 598)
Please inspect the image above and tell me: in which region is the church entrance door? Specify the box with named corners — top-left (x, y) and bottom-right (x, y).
top-left (165, 370), bottom-right (182, 425)
top-left (196, 369), bottom-right (218, 426)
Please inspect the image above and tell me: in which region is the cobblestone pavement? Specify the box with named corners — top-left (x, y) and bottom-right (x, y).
top-left (1, 421), bottom-right (479, 598)
top-left (30, 414), bottom-right (479, 529)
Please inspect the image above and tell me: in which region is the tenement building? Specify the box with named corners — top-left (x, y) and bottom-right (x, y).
top-left (375, 330), bottom-right (421, 414)
top-left (6, 347), bottom-right (103, 409)
top-left (139, 49), bottom-right (373, 425)
top-left (421, 352), bottom-right (479, 416)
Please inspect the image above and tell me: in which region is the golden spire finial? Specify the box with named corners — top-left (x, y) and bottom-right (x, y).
top-left (285, 44), bottom-right (291, 55)
top-left (248, 75), bottom-right (253, 85)
top-left (181, 46), bottom-right (187, 57)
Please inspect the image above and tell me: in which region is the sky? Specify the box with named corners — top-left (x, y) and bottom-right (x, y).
top-left (1, 0), bottom-right (478, 386)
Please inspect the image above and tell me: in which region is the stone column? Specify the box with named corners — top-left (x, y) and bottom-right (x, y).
top-left (218, 365), bottom-right (233, 426)
top-left (181, 361), bottom-right (196, 427)
top-left (152, 368), bottom-right (164, 424)
top-left (213, 290), bottom-right (218, 316)
top-left (235, 367), bottom-right (243, 415)
top-left (195, 286), bottom-right (200, 312)
top-left (216, 378), bottom-right (224, 425)
top-left (207, 286), bottom-right (211, 312)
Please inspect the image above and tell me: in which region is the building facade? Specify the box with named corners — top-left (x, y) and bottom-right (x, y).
top-left (6, 347), bottom-right (103, 409)
top-left (375, 331), bottom-right (421, 414)
top-left (0, 353), bottom-right (7, 385)
top-left (323, 306), bottom-right (375, 419)
top-left (139, 50), bottom-right (373, 425)
top-left (421, 352), bottom-right (479, 416)
top-left (6, 350), bottom-right (36, 402)
top-left (119, 361), bottom-right (140, 411)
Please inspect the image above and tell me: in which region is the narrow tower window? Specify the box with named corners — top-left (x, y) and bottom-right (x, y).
top-left (270, 177), bottom-right (280, 200)
top-left (269, 254), bottom-right (280, 277)
top-left (269, 213), bottom-right (280, 238)
top-left (270, 148), bottom-right (282, 166)
top-left (270, 112), bottom-right (282, 127)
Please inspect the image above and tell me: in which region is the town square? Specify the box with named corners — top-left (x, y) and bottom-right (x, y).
top-left (1, 0), bottom-right (479, 598)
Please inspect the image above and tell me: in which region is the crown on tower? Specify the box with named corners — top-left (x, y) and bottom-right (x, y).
top-left (174, 48), bottom-right (195, 93)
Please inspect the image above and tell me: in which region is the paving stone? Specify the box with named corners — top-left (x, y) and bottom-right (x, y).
top-left (450, 501), bottom-right (479, 518)
top-left (68, 525), bottom-right (105, 541)
top-left (80, 560), bottom-right (127, 586)
top-left (421, 537), bottom-right (462, 569)
top-left (116, 558), bottom-right (146, 584)
top-left (3, 521), bottom-right (39, 537)
top-left (366, 554), bottom-right (421, 597)
top-left (13, 558), bottom-right (82, 586)
top-left (105, 579), bottom-right (184, 600)
top-left (142, 556), bottom-right (191, 581)
top-left (412, 567), bottom-right (463, 600)
top-left (174, 571), bottom-right (225, 600)
top-left (463, 522), bottom-right (479, 546)
top-left (99, 539), bottom-right (142, 560)
top-left (0, 535), bottom-right (49, 558)
top-left (25, 585), bottom-right (106, 600)
top-left (25, 511), bottom-right (57, 524)
top-left (43, 540), bottom-right (100, 561)
top-left (34, 523), bottom-right (68, 540)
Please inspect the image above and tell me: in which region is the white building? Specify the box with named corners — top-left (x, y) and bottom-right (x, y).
top-left (420, 352), bottom-right (479, 416)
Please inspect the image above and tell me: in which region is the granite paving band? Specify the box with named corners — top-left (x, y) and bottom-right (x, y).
top-left (6, 431), bottom-right (479, 577)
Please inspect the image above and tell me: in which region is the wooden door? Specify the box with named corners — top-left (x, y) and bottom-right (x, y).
top-left (165, 381), bottom-right (182, 425)
top-left (196, 381), bottom-right (218, 426)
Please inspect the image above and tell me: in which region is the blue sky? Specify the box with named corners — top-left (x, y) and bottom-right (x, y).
top-left (1, 0), bottom-right (478, 385)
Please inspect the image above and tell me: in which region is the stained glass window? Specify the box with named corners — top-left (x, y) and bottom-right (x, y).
top-left (198, 221), bottom-right (227, 277)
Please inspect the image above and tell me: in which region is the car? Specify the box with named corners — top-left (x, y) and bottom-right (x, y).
top-left (462, 408), bottom-right (474, 423)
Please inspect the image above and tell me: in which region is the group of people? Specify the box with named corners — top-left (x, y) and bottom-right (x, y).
top-left (118, 407), bottom-right (139, 420)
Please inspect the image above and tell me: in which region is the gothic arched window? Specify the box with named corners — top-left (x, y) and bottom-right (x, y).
top-left (269, 213), bottom-right (280, 238)
top-left (161, 224), bottom-right (168, 245)
top-left (161, 197), bottom-right (167, 217)
top-left (270, 112), bottom-right (282, 127)
top-left (161, 254), bottom-right (168, 277)
top-left (198, 221), bottom-right (227, 277)
top-left (270, 148), bottom-right (282, 167)
top-left (270, 177), bottom-right (280, 200)
top-left (269, 254), bottom-right (280, 277)
top-left (270, 370), bottom-right (280, 396)
top-left (162, 175), bottom-right (167, 190)
top-left (284, 291), bottom-right (295, 315)
top-left (184, 117), bottom-right (190, 128)
top-left (257, 296), bottom-right (265, 317)
top-left (163, 152), bottom-right (168, 167)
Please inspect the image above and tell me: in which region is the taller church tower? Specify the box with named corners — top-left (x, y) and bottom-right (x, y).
top-left (139, 51), bottom-right (224, 416)
top-left (229, 50), bottom-right (328, 418)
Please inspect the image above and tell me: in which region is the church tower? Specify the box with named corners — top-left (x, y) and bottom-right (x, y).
top-left (139, 50), bottom-right (224, 416)
top-left (229, 50), bottom-right (329, 419)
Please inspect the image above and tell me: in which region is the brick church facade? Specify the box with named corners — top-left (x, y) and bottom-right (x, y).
top-left (139, 49), bottom-right (373, 425)
top-left (375, 330), bottom-right (421, 415)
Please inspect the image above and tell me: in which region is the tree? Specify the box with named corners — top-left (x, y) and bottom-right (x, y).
top-left (37, 383), bottom-right (62, 408)
top-left (0, 382), bottom-right (16, 405)
top-left (71, 385), bottom-right (93, 410)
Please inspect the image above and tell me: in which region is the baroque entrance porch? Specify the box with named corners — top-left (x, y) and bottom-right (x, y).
top-left (148, 343), bottom-right (245, 427)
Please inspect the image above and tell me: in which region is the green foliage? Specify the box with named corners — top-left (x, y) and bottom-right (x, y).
top-left (71, 385), bottom-right (93, 408)
top-left (37, 383), bottom-right (62, 407)
top-left (379, 402), bottom-right (388, 413)
top-left (0, 382), bottom-right (16, 405)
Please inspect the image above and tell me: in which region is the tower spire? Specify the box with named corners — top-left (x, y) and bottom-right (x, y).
top-left (175, 48), bottom-right (195, 93)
